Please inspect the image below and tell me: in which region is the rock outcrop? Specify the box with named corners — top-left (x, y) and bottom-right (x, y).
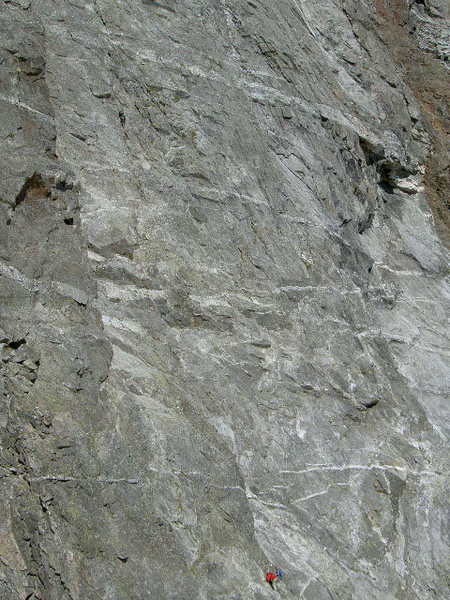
top-left (0, 1), bottom-right (448, 598)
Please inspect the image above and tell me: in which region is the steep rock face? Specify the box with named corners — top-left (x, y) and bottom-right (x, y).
top-left (0, 1), bottom-right (448, 599)
top-left (373, 0), bottom-right (450, 246)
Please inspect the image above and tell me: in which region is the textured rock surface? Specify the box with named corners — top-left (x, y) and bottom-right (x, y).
top-left (0, 1), bottom-right (449, 598)
top-left (373, 0), bottom-right (450, 246)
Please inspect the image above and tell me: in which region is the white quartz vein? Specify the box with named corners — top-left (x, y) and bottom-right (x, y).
top-left (280, 464), bottom-right (441, 478)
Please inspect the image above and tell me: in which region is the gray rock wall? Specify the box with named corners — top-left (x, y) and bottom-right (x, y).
top-left (0, 1), bottom-right (448, 598)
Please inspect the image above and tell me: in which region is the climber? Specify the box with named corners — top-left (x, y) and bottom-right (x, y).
top-left (276, 567), bottom-right (283, 580)
top-left (266, 569), bottom-right (278, 588)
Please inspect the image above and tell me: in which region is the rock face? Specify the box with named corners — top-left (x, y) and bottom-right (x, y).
top-left (373, 0), bottom-right (450, 246)
top-left (0, 1), bottom-right (448, 598)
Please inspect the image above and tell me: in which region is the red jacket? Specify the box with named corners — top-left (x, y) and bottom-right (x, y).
top-left (266, 572), bottom-right (277, 583)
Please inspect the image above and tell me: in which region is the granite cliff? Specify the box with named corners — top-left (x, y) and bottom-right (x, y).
top-left (0, 1), bottom-right (449, 598)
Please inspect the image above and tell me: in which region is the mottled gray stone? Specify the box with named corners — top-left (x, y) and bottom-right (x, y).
top-left (0, 0), bottom-right (448, 599)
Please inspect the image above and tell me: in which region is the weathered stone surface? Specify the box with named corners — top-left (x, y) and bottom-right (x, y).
top-left (373, 0), bottom-right (450, 246)
top-left (0, 1), bottom-right (448, 598)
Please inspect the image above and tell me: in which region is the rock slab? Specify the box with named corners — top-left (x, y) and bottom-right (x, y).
top-left (0, 1), bottom-right (448, 598)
